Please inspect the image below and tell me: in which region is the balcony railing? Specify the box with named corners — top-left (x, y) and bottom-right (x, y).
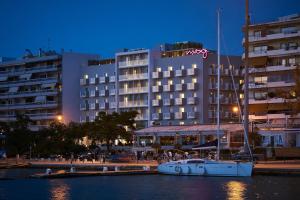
top-left (187, 97), bottom-right (197, 105)
top-left (80, 78), bottom-right (87, 85)
top-left (175, 98), bottom-right (185, 105)
top-left (109, 89), bottom-right (116, 95)
top-left (0, 101), bottom-right (58, 110)
top-left (110, 76), bottom-right (116, 82)
top-left (0, 77), bottom-right (58, 86)
top-left (244, 47), bottom-right (300, 58)
top-left (119, 73), bottom-right (148, 81)
top-left (175, 69), bottom-right (186, 77)
top-left (0, 65), bottom-right (59, 75)
top-left (163, 84), bottom-right (174, 92)
top-left (187, 112), bottom-right (198, 119)
top-left (100, 102), bottom-right (108, 109)
top-left (152, 99), bottom-right (161, 106)
top-left (163, 99), bottom-right (174, 106)
top-left (119, 86), bottom-right (148, 94)
top-left (119, 100), bottom-right (148, 108)
top-left (109, 102), bottom-right (117, 109)
top-left (118, 59), bottom-right (148, 68)
top-left (244, 30), bottom-right (300, 43)
top-left (100, 90), bottom-right (108, 96)
top-left (99, 77), bottom-right (109, 83)
top-left (152, 71), bottom-right (162, 79)
top-left (163, 71), bottom-right (173, 78)
top-left (175, 112), bottom-right (186, 119)
top-left (152, 85), bottom-right (162, 92)
top-left (187, 83), bottom-right (197, 90)
top-left (163, 113), bottom-right (173, 120)
top-left (152, 113), bottom-right (162, 120)
top-left (175, 84), bottom-right (185, 91)
top-left (187, 68), bottom-right (197, 76)
top-left (0, 89), bottom-right (58, 99)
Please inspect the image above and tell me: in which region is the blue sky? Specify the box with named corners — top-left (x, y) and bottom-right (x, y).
top-left (0, 0), bottom-right (299, 59)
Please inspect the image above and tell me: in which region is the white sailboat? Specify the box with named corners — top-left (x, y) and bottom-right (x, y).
top-left (158, 5), bottom-right (253, 177)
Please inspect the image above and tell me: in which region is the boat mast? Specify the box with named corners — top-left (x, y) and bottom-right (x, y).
top-left (244, 0), bottom-right (250, 153)
top-left (216, 9), bottom-right (221, 161)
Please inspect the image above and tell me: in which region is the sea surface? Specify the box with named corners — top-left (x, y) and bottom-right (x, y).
top-left (0, 168), bottom-right (300, 200)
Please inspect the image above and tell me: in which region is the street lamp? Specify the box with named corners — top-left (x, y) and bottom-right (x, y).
top-left (56, 115), bottom-right (63, 122)
top-left (232, 106), bottom-right (240, 123)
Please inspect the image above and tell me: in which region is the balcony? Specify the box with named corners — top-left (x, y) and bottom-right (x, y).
top-left (100, 90), bottom-right (108, 96)
top-left (152, 85), bottom-right (162, 92)
top-left (89, 103), bottom-right (96, 110)
top-left (163, 84), bottom-right (174, 92)
top-left (249, 97), bottom-right (296, 104)
top-left (99, 77), bottom-right (109, 83)
top-left (175, 69), bottom-right (186, 77)
top-left (0, 77), bottom-right (58, 87)
top-left (175, 112), bottom-right (186, 119)
top-left (163, 113), bottom-right (173, 120)
top-left (109, 102), bottom-right (117, 109)
top-left (152, 113), bottom-right (162, 120)
top-left (187, 97), bottom-right (197, 105)
top-left (0, 89), bottom-right (58, 99)
top-left (118, 59), bottom-right (148, 68)
top-left (110, 76), bottom-right (116, 82)
top-left (163, 99), bottom-right (173, 106)
top-left (163, 71), bottom-right (174, 78)
top-left (135, 114), bottom-right (148, 121)
top-left (119, 100), bottom-right (148, 108)
top-left (89, 77), bottom-right (96, 85)
top-left (245, 47), bottom-right (300, 58)
top-left (0, 65), bottom-right (59, 76)
top-left (187, 112), bottom-right (198, 119)
top-left (0, 101), bottom-right (58, 111)
top-left (80, 78), bottom-right (87, 85)
top-left (245, 30), bottom-right (300, 43)
top-left (152, 71), bottom-right (162, 79)
top-left (119, 86), bottom-right (148, 94)
top-left (187, 68), bottom-right (198, 76)
top-left (100, 102), bottom-right (108, 109)
top-left (89, 90), bottom-right (96, 97)
top-left (175, 84), bottom-right (185, 91)
top-left (80, 91), bottom-right (88, 98)
top-left (119, 73), bottom-right (148, 81)
top-left (80, 104), bottom-right (87, 111)
top-left (152, 99), bottom-right (161, 106)
top-left (187, 83), bottom-right (197, 90)
top-left (109, 89), bottom-right (116, 95)
top-left (175, 98), bottom-right (185, 105)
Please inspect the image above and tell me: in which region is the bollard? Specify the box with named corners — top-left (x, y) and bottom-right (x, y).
top-left (45, 168), bottom-right (52, 175)
top-left (103, 166), bottom-right (108, 172)
top-left (70, 167), bottom-right (76, 173)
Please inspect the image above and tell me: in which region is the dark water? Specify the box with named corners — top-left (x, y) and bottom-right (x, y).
top-left (0, 169), bottom-right (300, 200)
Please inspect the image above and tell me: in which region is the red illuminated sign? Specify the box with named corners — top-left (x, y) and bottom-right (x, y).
top-left (185, 48), bottom-right (209, 59)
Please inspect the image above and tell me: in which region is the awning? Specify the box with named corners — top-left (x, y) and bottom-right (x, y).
top-left (249, 56), bottom-right (267, 67)
top-left (19, 73), bottom-right (32, 80)
top-left (41, 83), bottom-right (56, 89)
top-left (35, 96), bottom-right (46, 102)
top-left (0, 76), bottom-right (7, 81)
top-left (192, 139), bottom-right (218, 150)
top-left (8, 86), bottom-right (19, 93)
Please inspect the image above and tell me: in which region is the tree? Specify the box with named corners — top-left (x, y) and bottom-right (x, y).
top-left (88, 111), bottom-right (138, 152)
top-left (5, 114), bottom-right (34, 156)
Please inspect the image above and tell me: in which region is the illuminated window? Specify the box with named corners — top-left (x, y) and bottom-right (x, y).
top-left (105, 73), bottom-right (108, 77)
top-left (192, 78), bottom-right (197, 83)
top-left (168, 66), bottom-right (173, 71)
top-left (180, 121), bottom-right (184, 125)
top-left (168, 80), bottom-right (173, 85)
top-left (170, 94), bottom-right (173, 99)
top-left (95, 86), bottom-right (98, 91)
top-left (84, 74), bottom-right (88, 79)
top-left (181, 65), bottom-right (185, 69)
top-left (180, 107), bottom-right (185, 112)
top-left (180, 93), bottom-right (185, 98)
top-left (240, 93), bottom-right (244, 99)
top-left (156, 94), bottom-right (161, 100)
top-left (193, 92), bottom-right (197, 97)
top-left (192, 64), bottom-right (197, 69)
top-left (158, 108), bottom-right (162, 113)
top-left (157, 67), bottom-right (161, 72)
top-left (95, 74), bottom-right (98, 78)
top-left (96, 99), bottom-right (99, 103)
top-left (157, 81), bottom-right (161, 86)
top-left (181, 79), bottom-right (185, 84)
top-left (194, 106), bottom-right (197, 112)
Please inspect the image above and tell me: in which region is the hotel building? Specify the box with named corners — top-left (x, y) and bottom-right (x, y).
top-left (79, 42), bottom-right (243, 129)
top-left (244, 14), bottom-right (300, 147)
top-left (0, 50), bottom-right (99, 130)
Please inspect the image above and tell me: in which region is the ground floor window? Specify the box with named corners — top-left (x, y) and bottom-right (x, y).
top-left (182, 135), bottom-right (199, 145)
top-left (160, 136), bottom-right (175, 146)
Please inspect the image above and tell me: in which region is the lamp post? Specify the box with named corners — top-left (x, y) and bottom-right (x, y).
top-left (232, 106), bottom-right (240, 123)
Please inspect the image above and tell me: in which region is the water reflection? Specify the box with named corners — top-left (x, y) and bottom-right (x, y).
top-left (226, 181), bottom-right (246, 200)
top-left (50, 180), bottom-right (70, 200)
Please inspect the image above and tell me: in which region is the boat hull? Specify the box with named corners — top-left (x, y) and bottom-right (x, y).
top-left (158, 160), bottom-right (253, 177)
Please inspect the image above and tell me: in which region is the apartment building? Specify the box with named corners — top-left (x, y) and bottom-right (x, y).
top-left (0, 50), bottom-right (98, 130)
top-left (244, 14), bottom-right (300, 147)
top-left (79, 41), bottom-right (243, 129)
